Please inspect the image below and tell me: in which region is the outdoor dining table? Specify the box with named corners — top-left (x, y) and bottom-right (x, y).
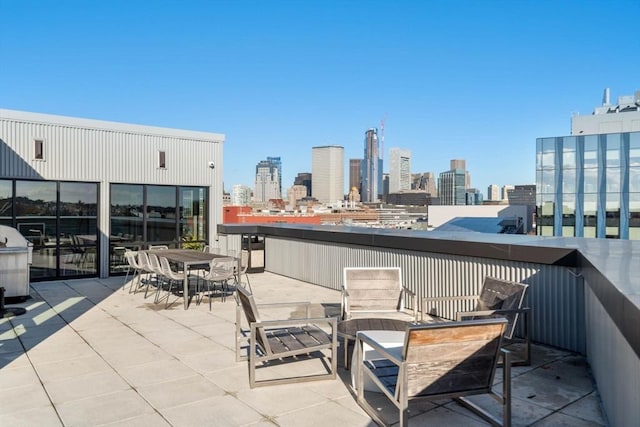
top-left (145, 248), bottom-right (238, 310)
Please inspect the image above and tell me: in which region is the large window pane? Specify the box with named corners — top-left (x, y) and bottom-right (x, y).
top-left (606, 167), bottom-right (621, 193)
top-left (562, 137), bottom-right (576, 169)
top-left (630, 167), bottom-right (640, 193)
top-left (562, 194), bottom-right (575, 237)
top-left (584, 169), bottom-right (598, 193)
top-left (180, 187), bottom-right (207, 247)
top-left (146, 185), bottom-right (177, 244)
top-left (606, 193), bottom-right (620, 239)
top-left (60, 182), bottom-right (98, 276)
top-left (562, 169), bottom-right (576, 193)
top-left (111, 184), bottom-right (144, 246)
top-left (631, 133), bottom-right (640, 167)
top-left (584, 194), bottom-right (597, 238)
top-left (630, 193), bottom-right (640, 240)
top-left (541, 169), bottom-right (555, 194)
top-left (541, 138), bottom-right (555, 170)
top-left (606, 135), bottom-right (621, 167)
top-left (15, 181), bottom-right (57, 279)
top-left (584, 136), bottom-right (598, 169)
top-left (0, 180), bottom-right (11, 226)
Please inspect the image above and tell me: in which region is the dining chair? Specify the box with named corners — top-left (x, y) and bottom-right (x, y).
top-left (201, 256), bottom-right (236, 309)
top-left (146, 253), bottom-right (166, 301)
top-left (158, 256), bottom-right (196, 308)
top-left (123, 250), bottom-right (141, 292)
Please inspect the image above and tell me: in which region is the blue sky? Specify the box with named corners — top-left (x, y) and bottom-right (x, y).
top-left (2, 0), bottom-right (639, 196)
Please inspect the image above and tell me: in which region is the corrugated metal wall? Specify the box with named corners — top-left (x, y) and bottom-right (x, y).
top-left (1, 112), bottom-right (224, 277)
top-left (265, 236), bottom-right (585, 352)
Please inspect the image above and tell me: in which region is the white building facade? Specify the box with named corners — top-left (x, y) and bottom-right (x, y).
top-left (312, 145), bottom-right (344, 204)
top-left (389, 148), bottom-right (411, 193)
top-left (231, 184), bottom-right (252, 206)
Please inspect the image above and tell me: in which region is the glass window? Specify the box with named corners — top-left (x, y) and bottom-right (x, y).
top-left (562, 194), bottom-right (575, 237)
top-left (562, 168), bottom-right (576, 193)
top-left (111, 184), bottom-right (144, 246)
top-left (562, 137), bottom-right (576, 169)
top-left (146, 185), bottom-right (177, 244)
top-left (536, 140), bottom-right (543, 171)
top-left (584, 193), bottom-right (597, 238)
top-left (606, 134), bottom-right (621, 167)
top-left (605, 193), bottom-right (620, 239)
top-left (541, 169), bottom-right (555, 194)
top-left (15, 180), bottom-right (57, 279)
top-left (180, 187), bottom-right (207, 246)
top-left (584, 169), bottom-right (598, 193)
top-left (0, 180), bottom-right (12, 226)
top-left (631, 167), bottom-right (640, 193)
top-left (541, 138), bottom-right (555, 170)
top-left (630, 193), bottom-right (640, 240)
top-left (606, 168), bottom-right (621, 193)
top-left (631, 133), bottom-right (640, 167)
top-left (583, 135), bottom-right (599, 169)
top-left (60, 182), bottom-right (98, 276)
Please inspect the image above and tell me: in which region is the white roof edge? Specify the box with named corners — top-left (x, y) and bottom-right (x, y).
top-left (0, 108), bottom-right (225, 142)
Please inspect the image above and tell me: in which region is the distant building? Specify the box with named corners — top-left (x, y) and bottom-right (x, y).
top-left (362, 128), bottom-right (383, 202)
top-left (506, 184), bottom-right (536, 234)
top-left (312, 145), bottom-right (344, 203)
top-left (286, 184), bottom-right (308, 209)
top-left (465, 188), bottom-right (483, 205)
top-left (450, 159), bottom-right (471, 188)
top-left (293, 172), bottom-right (312, 197)
top-left (389, 148), bottom-right (411, 193)
top-left (254, 159), bottom-right (281, 202)
top-left (386, 190), bottom-right (431, 206)
top-left (349, 159), bottom-right (362, 195)
top-left (438, 160), bottom-right (469, 206)
top-left (501, 185), bottom-right (514, 201)
top-left (537, 89), bottom-right (640, 239)
top-left (487, 184), bottom-right (500, 201)
top-left (267, 156), bottom-right (282, 198)
top-left (412, 172), bottom-right (437, 196)
top-left (231, 184), bottom-right (252, 206)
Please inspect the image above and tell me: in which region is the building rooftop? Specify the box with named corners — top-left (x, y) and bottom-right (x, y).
top-left (1, 272), bottom-right (606, 426)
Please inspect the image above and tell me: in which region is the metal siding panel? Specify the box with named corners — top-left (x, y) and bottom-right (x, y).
top-left (266, 236), bottom-right (584, 352)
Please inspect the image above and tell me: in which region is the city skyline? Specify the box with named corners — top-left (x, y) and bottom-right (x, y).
top-left (2, 1), bottom-right (639, 195)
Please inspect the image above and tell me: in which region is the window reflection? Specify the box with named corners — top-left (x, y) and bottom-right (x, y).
top-left (0, 180), bottom-right (12, 224)
top-left (60, 182), bottom-right (98, 276)
top-left (146, 186), bottom-right (177, 243)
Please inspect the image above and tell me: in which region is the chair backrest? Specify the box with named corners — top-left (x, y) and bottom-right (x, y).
top-left (236, 286), bottom-right (271, 354)
top-left (202, 245), bottom-right (210, 253)
top-left (206, 256), bottom-right (236, 280)
top-left (475, 277), bottom-right (528, 339)
top-left (147, 253), bottom-right (163, 275)
top-left (159, 256), bottom-right (181, 280)
top-left (343, 267), bottom-right (403, 313)
top-left (402, 318), bottom-right (507, 399)
top-left (124, 251), bottom-right (140, 269)
top-left (137, 251), bottom-right (151, 271)
top-left (239, 250), bottom-right (249, 273)
top-left (149, 245), bottom-right (169, 250)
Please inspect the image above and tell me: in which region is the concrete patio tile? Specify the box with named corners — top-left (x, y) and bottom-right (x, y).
top-left (275, 399), bottom-right (372, 427)
top-left (178, 347), bottom-right (236, 374)
top-left (446, 393), bottom-right (554, 426)
top-left (56, 389), bottom-right (156, 427)
top-left (532, 355), bottom-right (596, 393)
top-left (559, 391), bottom-right (607, 426)
top-left (530, 411), bottom-right (606, 426)
top-left (44, 370), bottom-right (131, 405)
top-left (161, 394), bottom-right (264, 426)
top-left (0, 404), bottom-right (63, 427)
top-left (99, 344), bottom-right (174, 369)
top-left (404, 405), bottom-right (490, 426)
top-left (35, 353), bottom-right (113, 382)
top-left (0, 337), bottom-right (26, 354)
top-left (237, 382), bottom-right (333, 418)
top-left (25, 341), bottom-right (96, 365)
top-left (99, 412), bottom-right (171, 427)
top-left (0, 364), bottom-right (42, 389)
top-left (19, 329), bottom-right (87, 350)
top-left (136, 374), bottom-right (225, 409)
top-left (0, 382), bottom-right (52, 415)
top-left (354, 390), bottom-right (438, 425)
top-left (204, 363), bottom-right (253, 393)
top-left (117, 358), bottom-right (198, 387)
top-left (155, 336), bottom-right (223, 358)
top-left (0, 350), bottom-right (29, 369)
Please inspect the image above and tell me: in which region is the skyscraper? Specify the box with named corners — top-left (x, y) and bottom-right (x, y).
top-left (412, 172), bottom-right (437, 196)
top-left (389, 148), bottom-right (411, 193)
top-left (231, 184), bottom-right (252, 206)
top-left (294, 172), bottom-right (312, 197)
top-left (312, 145), bottom-right (344, 203)
top-left (254, 159), bottom-right (281, 202)
top-left (267, 156), bottom-right (282, 198)
top-left (362, 128), bottom-right (382, 202)
top-left (349, 159), bottom-right (362, 195)
top-left (488, 184), bottom-right (500, 201)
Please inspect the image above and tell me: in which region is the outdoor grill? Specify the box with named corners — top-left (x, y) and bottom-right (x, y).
top-left (0, 225), bottom-right (33, 298)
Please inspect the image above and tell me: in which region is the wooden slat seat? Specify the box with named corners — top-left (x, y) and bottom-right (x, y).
top-left (355, 319), bottom-right (512, 427)
top-left (235, 286), bottom-right (338, 388)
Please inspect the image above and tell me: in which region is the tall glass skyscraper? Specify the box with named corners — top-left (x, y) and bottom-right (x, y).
top-left (362, 128), bottom-right (383, 203)
top-left (536, 132), bottom-right (640, 239)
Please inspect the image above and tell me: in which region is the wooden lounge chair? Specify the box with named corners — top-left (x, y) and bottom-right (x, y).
top-left (342, 267), bottom-right (417, 321)
top-left (422, 276), bottom-right (531, 365)
top-left (355, 318), bottom-right (512, 427)
top-left (235, 286), bottom-right (338, 388)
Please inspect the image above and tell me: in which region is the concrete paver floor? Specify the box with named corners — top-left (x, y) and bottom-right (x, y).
top-left (0, 272), bottom-right (607, 426)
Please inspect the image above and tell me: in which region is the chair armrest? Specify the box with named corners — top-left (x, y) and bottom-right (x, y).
top-left (421, 295), bottom-right (479, 321)
top-left (402, 286), bottom-right (417, 320)
top-left (253, 316), bottom-right (337, 331)
top-left (356, 331), bottom-right (404, 366)
top-left (455, 307), bottom-right (530, 321)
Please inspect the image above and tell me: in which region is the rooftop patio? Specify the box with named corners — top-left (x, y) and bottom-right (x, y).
top-left (1, 272), bottom-right (606, 426)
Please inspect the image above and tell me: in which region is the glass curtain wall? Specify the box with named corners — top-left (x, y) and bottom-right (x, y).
top-left (536, 138), bottom-right (555, 236)
top-left (562, 138), bottom-right (576, 236)
top-left (583, 136), bottom-right (599, 237)
top-left (630, 134), bottom-right (640, 239)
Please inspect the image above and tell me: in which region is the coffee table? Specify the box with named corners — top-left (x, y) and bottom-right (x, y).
top-left (337, 317), bottom-right (410, 369)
